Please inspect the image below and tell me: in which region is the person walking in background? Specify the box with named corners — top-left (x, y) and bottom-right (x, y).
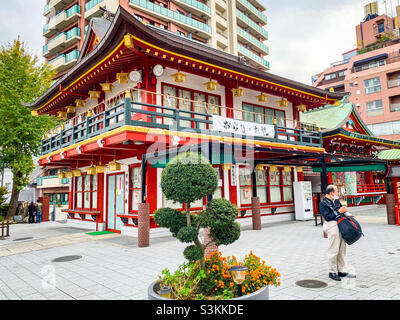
top-left (28, 201), bottom-right (36, 224)
top-left (319, 184), bottom-right (356, 281)
top-left (36, 199), bottom-right (42, 223)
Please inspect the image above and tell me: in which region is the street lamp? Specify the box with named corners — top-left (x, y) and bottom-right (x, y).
top-left (229, 266), bottom-right (248, 297)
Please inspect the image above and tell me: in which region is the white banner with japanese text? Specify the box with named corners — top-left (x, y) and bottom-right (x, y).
top-left (212, 115), bottom-right (275, 138)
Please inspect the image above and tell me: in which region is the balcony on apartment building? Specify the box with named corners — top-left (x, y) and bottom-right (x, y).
top-left (44, 0), bottom-right (75, 16)
top-left (48, 50), bottom-right (80, 73)
top-left (173, 0), bottom-right (211, 18)
top-left (85, 0), bottom-right (120, 19)
top-left (40, 88), bottom-right (321, 156)
top-left (236, 26), bottom-right (269, 55)
top-left (43, 27), bottom-right (81, 58)
top-left (237, 43), bottom-right (269, 70)
top-left (390, 95), bottom-right (400, 112)
top-left (236, 9), bottom-right (268, 40)
top-left (236, 0), bottom-right (268, 25)
top-left (129, 0), bottom-right (212, 38)
top-left (43, 4), bottom-right (81, 38)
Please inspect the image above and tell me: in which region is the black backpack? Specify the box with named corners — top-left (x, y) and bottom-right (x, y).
top-left (336, 216), bottom-right (364, 245)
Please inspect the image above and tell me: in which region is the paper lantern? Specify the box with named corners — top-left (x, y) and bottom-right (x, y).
top-left (296, 104), bottom-right (307, 112)
top-left (57, 111), bottom-right (67, 118)
top-left (108, 160), bottom-right (121, 172)
top-left (64, 171), bottom-right (73, 178)
top-left (204, 80), bottom-right (218, 91)
top-left (57, 172), bottom-right (65, 179)
top-left (87, 110), bottom-right (93, 117)
top-left (256, 93), bottom-right (268, 102)
top-left (222, 164), bottom-right (231, 171)
top-left (66, 105), bottom-right (76, 113)
top-left (31, 111), bottom-right (38, 116)
top-left (171, 71), bottom-right (186, 83)
top-left (231, 88), bottom-right (244, 97)
top-left (297, 166), bottom-right (304, 173)
top-left (72, 169), bottom-right (81, 177)
top-left (269, 165), bottom-right (278, 172)
top-left (86, 165), bottom-right (97, 175)
top-left (100, 82), bottom-right (113, 92)
top-left (96, 162), bottom-right (106, 174)
top-left (89, 90), bottom-right (101, 100)
top-left (278, 99), bottom-right (288, 107)
top-left (255, 164), bottom-right (264, 171)
top-left (116, 73), bottom-right (129, 84)
top-left (75, 99), bottom-right (85, 108)
top-left (283, 166), bottom-right (292, 172)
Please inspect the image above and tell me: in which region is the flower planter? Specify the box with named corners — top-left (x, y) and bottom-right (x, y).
top-left (148, 281), bottom-right (269, 300)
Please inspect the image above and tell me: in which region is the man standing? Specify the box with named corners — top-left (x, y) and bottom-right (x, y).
top-left (319, 184), bottom-right (355, 281)
top-left (36, 199), bottom-right (42, 223)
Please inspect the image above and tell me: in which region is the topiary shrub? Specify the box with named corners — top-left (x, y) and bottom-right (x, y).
top-left (155, 152), bottom-right (240, 269)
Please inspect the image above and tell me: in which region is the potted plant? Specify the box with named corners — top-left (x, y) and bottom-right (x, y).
top-left (148, 152), bottom-right (281, 300)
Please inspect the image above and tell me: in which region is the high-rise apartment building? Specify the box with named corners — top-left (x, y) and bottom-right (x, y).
top-left (42, 0), bottom-right (269, 79)
top-left (312, 2), bottom-right (400, 140)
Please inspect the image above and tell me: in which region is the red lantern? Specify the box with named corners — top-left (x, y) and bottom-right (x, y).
top-left (342, 145), bottom-right (349, 153)
top-left (333, 144), bottom-right (340, 152)
top-left (350, 146), bottom-right (357, 153)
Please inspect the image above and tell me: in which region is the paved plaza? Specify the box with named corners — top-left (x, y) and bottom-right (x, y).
top-left (0, 205), bottom-right (399, 300)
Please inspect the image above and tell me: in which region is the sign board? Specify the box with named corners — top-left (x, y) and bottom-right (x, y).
top-left (388, 166), bottom-right (400, 177)
top-left (212, 115), bottom-right (275, 138)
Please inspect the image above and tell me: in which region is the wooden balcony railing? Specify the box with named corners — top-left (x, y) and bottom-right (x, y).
top-left (357, 184), bottom-right (386, 194)
top-left (41, 89), bottom-right (323, 155)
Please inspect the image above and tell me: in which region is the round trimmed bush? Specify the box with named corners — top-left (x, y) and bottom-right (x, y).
top-left (183, 245), bottom-right (204, 262)
top-left (177, 226), bottom-right (199, 243)
top-left (210, 221), bottom-right (241, 246)
top-left (161, 152), bottom-right (218, 206)
top-left (153, 208), bottom-right (186, 237)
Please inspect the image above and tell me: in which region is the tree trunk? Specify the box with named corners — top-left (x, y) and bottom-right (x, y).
top-left (6, 181), bottom-right (20, 221)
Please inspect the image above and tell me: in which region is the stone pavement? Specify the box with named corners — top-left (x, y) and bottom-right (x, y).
top-left (0, 205), bottom-right (399, 300)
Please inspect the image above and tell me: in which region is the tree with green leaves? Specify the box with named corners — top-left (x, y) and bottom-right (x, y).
top-left (154, 152), bottom-right (241, 269)
top-left (0, 37), bottom-right (60, 220)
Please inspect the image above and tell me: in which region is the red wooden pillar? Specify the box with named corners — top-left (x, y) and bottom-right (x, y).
top-left (146, 164), bottom-right (157, 218)
top-left (97, 173), bottom-right (104, 223)
top-left (68, 177), bottom-right (74, 210)
top-left (39, 196), bottom-right (50, 222)
top-left (297, 167), bottom-right (304, 181)
top-left (228, 166), bottom-right (238, 207)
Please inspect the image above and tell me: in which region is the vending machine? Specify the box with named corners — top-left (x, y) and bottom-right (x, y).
top-left (293, 181), bottom-right (314, 220)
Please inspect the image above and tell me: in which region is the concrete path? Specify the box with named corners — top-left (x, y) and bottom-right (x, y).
top-left (0, 205), bottom-right (399, 300)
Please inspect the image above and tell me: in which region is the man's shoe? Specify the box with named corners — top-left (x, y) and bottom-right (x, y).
top-left (329, 273), bottom-right (341, 281)
top-left (338, 272), bottom-right (356, 278)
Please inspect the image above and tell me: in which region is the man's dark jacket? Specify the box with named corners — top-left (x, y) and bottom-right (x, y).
top-left (319, 197), bottom-right (342, 221)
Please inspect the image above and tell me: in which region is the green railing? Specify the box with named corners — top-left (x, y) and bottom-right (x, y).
top-left (236, 27), bottom-right (269, 54)
top-left (85, 0), bottom-right (104, 11)
top-left (130, 0), bottom-right (211, 34)
top-left (41, 96), bottom-right (322, 155)
top-left (66, 4), bottom-right (81, 17)
top-left (237, 44), bottom-right (270, 69)
top-left (237, 0), bottom-right (268, 24)
top-left (175, 0), bottom-right (211, 15)
top-left (42, 44), bottom-right (48, 54)
top-left (65, 50), bottom-right (80, 63)
top-left (66, 27), bottom-right (81, 40)
top-left (236, 9), bottom-right (268, 39)
top-left (43, 24), bottom-right (49, 34)
top-left (44, 3), bottom-right (50, 15)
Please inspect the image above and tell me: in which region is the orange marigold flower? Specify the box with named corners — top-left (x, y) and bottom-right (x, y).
top-left (230, 282), bottom-right (234, 287)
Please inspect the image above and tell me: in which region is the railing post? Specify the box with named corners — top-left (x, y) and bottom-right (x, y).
top-left (59, 129), bottom-right (63, 149)
top-left (125, 90), bottom-right (131, 126)
top-left (85, 116), bottom-right (90, 139)
top-left (173, 109), bottom-right (180, 131)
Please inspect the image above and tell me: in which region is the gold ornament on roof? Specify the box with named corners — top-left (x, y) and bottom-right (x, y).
top-left (66, 105), bottom-right (76, 114)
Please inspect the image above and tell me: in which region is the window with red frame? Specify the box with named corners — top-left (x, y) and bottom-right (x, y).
top-left (74, 175), bottom-right (97, 210)
top-left (129, 165), bottom-right (142, 212)
top-left (162, 83), bottom-right (220, 130)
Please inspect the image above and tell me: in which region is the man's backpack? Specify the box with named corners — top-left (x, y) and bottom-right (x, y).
top-left (336, 216), bottom-right (364, 245)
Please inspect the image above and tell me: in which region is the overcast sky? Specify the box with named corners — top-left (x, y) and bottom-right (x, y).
top-left (0, 0), bottom-right (394, 85)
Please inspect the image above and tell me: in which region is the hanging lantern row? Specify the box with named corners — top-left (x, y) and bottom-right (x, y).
top-left (57, 160), bottom-right (120, 180)
top-left (332, 143), bottom-right (368, 155)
